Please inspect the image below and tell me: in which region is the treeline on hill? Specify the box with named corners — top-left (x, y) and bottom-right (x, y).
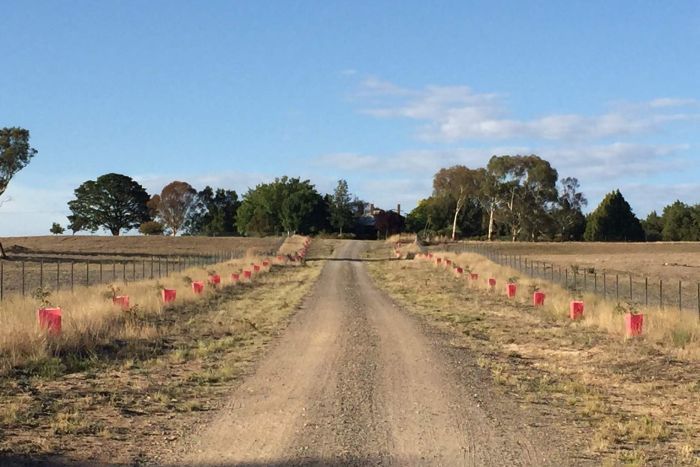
top-left (59, 173), bottom-right (391, 237)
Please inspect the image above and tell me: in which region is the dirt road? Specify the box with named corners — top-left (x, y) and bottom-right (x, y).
top-left (171, 241), bottom-right (568, 466)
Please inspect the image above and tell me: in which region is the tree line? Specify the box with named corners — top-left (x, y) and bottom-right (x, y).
top-left (56, 173), bottom-right (377, 237)
top-left (2, 126), bottom-right (699, 243)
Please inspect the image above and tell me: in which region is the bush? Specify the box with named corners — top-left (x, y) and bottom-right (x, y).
top-left (139, 221), bottom-right (165, 236)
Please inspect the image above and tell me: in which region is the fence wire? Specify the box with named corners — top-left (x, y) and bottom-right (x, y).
top-left (455, 243), bottom-right (700, 318)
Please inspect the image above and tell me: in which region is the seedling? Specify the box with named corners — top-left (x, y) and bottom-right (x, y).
top-left (182, 276), bottom-right (193, 285)
top-left (528, 284), bottom-right (541, 294)
top-left (102, 284), bottom-right (122, 301)
top-left (507, 276), bottom-right (518, 284)
top-left (31, 287), bottom-right (54, 308)
top-left (614, 301), bottom-right (641, 316)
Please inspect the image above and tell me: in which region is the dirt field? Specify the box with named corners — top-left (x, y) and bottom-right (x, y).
top-left (462, 241), bottom-right (700, 283)
top-left (0, 235), bottom-right (283, 259)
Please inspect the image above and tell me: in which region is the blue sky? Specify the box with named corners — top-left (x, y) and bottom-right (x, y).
top-left (1, 1), bottom-right (698, 235)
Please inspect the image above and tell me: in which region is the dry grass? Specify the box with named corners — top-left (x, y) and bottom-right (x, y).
top-left (429, 250), bottom-right (700, 356)
top-left (0, 236), bottom-right (309, 375)
top-left (367, 244), bottom-right (700, 465)
top-left (461, 241), bottom-right (700, 283)
top-left (0, 236), bottom-right (319, 463)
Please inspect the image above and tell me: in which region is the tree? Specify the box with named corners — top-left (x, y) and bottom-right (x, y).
top-left (642, 210), bottom-right (663, 241)
top-left (374, 210), bottom-right (404, 239)
top-left (660, 201), bottom-right (700, 241)
top-left (139, 221), bottom-right (165, 236)
top-left (67, 173), bottom-right (150, 235)
top-left (50, 222), bottom-right (65, 235)
top-left (187, 187), bottom-right (241, 236)
top-left (149, 181), bottom-right (198, 235)
top-left (552, 177), bottom-right (587, 241)
top-left (0, 127), bottom-right (38, 258)
top-left (584, 190), bottom-right (644, 241)
top-left (432, 166), bottom-right (483, 240)
top-left (236, 177), bottom-right (323, 236)
top-left (66, 215), bottom-right (86, 236)
top-left (486, 155), bottom-right (558, 241)
top-left (329, 179), bottom-right (354, 236)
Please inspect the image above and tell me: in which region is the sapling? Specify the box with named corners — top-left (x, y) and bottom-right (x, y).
top-left (101, 284), bottom-right (121, 301)
top-left (507, 276), bottom-right (518, 284)
top-left (182, 276), bottom-right (193, 285)
top-left (614, 301), bottom-right (641, 316)
top-left (567, 284), bottom-right (583, 301)
top-left (31, 287), bottom-right (54, 308)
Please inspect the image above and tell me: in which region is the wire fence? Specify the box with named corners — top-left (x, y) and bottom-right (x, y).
top-left (0, 251), bottom-right (233, 301)
top-left (456, 243), bottom-right (700, 319)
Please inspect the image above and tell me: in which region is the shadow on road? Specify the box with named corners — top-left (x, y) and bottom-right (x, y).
top-left (305, 257), bottom-right (399, 262)
top-left (0, 453), bottom-right (402, 466)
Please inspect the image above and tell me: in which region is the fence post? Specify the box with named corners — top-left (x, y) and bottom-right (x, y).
top-left (679, 281), bottom-right (682, 311)
top-left (165, 257), bottom-right (169, 277)
top-left (629, 274), bottom-right (633, 301)
top-left (100, 262), bottom-right (103, 283)
top-left (697, 283), bottom-right (699, 320)
top-left (71, 261), bottom-right (74, 292)
top-left (603, 273), bottom-right (607, 298)
top-left (660, 279), bottom-right (663, 310)
top-left (21, 261), bottom-right (25, 296)
top-left (616, 274), bottom-right (619, 302)
top-left (40, 260), bottom-right (44, 290)
top-left (57, 260), bottom-right (60, 291)
top-left (565, 268), bottom-right (568, 288)
top-left (123, 262), bottom-right (127, 283)
top-left (645, 277), bottom-right (648, 306)
top-left (594, 272), bottom-right (597, 292)
top-left (0, 261), bottom-right (3, 301)
top-left (132, 261), bottom-right (136, 281)
top-left (86, 260), bottom-right (90, 286)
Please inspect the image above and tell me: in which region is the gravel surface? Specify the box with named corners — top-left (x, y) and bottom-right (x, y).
top-left (167, 241), bottom-right (572, 466)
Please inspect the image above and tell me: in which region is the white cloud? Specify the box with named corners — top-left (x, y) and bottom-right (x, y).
top-left (356, 77), bottom-right (699, 142)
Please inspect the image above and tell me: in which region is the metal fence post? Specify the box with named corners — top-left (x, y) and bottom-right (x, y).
top-left (40, 260), bottom-right (44, 290)
top-left (57, 260), bottom-right (60, 291)
top-left (679, 281), bottom-right (682, 311)
top-left (21, 261), bottom-right (25, 296)
top-left (616, 274), bottom-right (619, 302)
top-left (0, 261), bottom-right (3, 301)
top-left (660, 279), bottom-right (663, 309)
top-left (86, 260), bottom-right (90, 286)
top-left (71, 261), bottom-right (74, 292)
